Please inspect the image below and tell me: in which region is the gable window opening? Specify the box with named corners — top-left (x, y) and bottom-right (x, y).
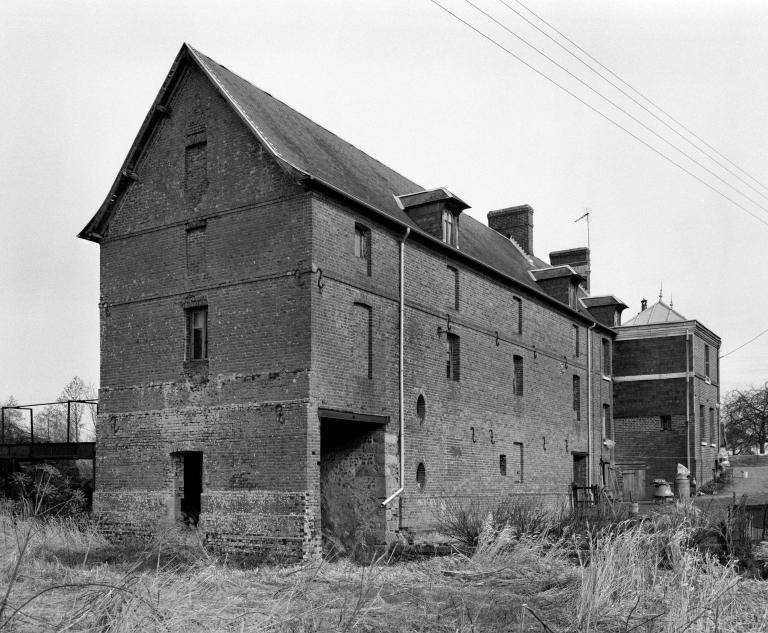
top-left (442, 210), bottom-right (457, 247)
top-left (513, 355), bottom-right (524, 396)
top-left (661, 415), bottom-right (672, 431)
top-left (354, 224), bottom-right (371, 275)
top-left (573, 375), bottom-right (581, 421)
top-left (186, 306), bottom-right (208, 360)
top-left (446, 333), bottom-right (460, 381)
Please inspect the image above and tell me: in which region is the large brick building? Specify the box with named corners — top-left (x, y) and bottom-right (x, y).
top-left (613, 299), bottom-right (721, 500)
top-left (78, 44), bottom-right (716, 558)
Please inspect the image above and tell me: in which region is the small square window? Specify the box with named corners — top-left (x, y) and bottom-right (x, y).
top-left (660, 415), bottom-right (672, 431)
top-left (186, 307), bottom-right (207, 360)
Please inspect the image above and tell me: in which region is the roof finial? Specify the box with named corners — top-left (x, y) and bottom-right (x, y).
top-left (659, 282), bottom-right (663, 302)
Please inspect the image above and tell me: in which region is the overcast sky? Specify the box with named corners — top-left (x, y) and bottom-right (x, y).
top-left (2, 0), bottom-right (766, 405)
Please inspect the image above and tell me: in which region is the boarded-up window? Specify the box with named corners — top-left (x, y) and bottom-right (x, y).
top-left (699, 404), bottom-right (706, 443)
top-left (602, 339), bottom-right (611, 375)
top-left (446, 333), bottom-right (460, 381)
top-left (709, 408), bottom-right (716, 445)
top-left (513, 296), bottom-right (522, 334)
top-left (573, 325), bottom-right (580, 357)
top-left (185, 129), bottom-right (208, 207)
top-left (513, 355), bottom-right (524, 396)
top-left (603, 404), bottom-right (612, 439)
top-left (513, 442), bottom-right (523, 483)
top-left (353, 303), bottom-right (372, 379)
top-left (573, 375), bottom-right (581, 421)
top-left (186, 225), bottom-right (206, 276)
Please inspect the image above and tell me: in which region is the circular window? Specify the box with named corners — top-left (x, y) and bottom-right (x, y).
top-left (416, 462), bottom-right (426, 490)
top-left (416, 395), bottom-right (426, 423)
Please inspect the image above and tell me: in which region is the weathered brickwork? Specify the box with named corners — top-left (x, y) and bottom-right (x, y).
top-left (84, 47), bottom-right (714, 561)
top-left (613, 322), bottom-right (721, 499)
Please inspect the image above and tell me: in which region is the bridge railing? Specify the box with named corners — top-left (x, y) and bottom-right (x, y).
top-left (1, 399), bottom-right (99, 445)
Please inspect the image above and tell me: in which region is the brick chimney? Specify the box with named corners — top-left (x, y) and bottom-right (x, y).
top-left (641, 298), bottom-right (648, 311)
top-left (487, 205), bottom-right (534, 256)
top-left (549, 247), bottom-right (590, 292)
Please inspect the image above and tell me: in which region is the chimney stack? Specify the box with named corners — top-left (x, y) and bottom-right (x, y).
top-left (487, 205), bottom-right (534, 256)
top-left (641, 298), bottom-right (648, 311)
top-left (549, 247), bottom-right (591, 292)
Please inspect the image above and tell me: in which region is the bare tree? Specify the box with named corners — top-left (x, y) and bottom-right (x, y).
top-left (57, 377), bottom-right (97, 442)
top-left (723, 383), bottom-right (768, 455)
top-left (1, 396), bottom-right (27, 441)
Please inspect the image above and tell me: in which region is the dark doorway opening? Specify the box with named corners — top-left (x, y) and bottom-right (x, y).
top-left (180, 451), bottom-right (203, 526)
top-left (320, 418), bottom-right (386, 559)
top-left (572, 453), bottom-right (588, 487)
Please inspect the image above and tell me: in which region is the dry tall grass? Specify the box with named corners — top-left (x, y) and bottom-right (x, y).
top-left (0, 502), bottom-right (767, 632)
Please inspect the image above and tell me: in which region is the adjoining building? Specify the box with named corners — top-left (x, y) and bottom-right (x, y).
top-left (613, 298), bottom-right (721, 500)
top-left (78, 44), bottom-right (719, 558)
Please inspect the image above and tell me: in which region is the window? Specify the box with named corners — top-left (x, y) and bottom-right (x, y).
top-left (704, 344), bottom-right (710, 378)
top-left (184, 129), bottom-right (208, 207)
top-left (186, 225), bottom-right (206, 276)
top-left (573, 375), bottom-right (581, 421)
top-left (513, 355), bottom-right (524, 396)
top-left (699, 404), bottom-right (706, 443)
top-left (442, 210), bottom-right (457, 246)
top-left (499, 454), bottom-right (507, 476)
top-left (353, 303), bottom-right (373, 379)
top-left (709, 408), bottom-right (716, 445)
top-left (416, 395), bottom-right (426, 423)
top-left (416, 462), bottom-right (426, 490)
top-left (602, 338), bottom-right (611, 376)
top-left (186, 306), bottom-right (208, 360)
top-left (354, 224), bottom-right (371, 274)
top-left (513, 442), bottom-right (524, 483)
top-left (661, 415), bottom-right (672, 431)
top-left (513, 296), bottom-right (523, 334)
top-left (446, 333), bottom-right (460, 381)
top-left (603, 404), bottom-right (612, 438)
top-left (447, 266), bottom-right (459, 310)
top-left (573, 325), bottom-right (580, 357)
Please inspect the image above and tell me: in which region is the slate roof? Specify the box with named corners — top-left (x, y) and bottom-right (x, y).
top-left (80, 44), bottom-right (571, 298)
top-left (621, 300), bottom-right (687, 327)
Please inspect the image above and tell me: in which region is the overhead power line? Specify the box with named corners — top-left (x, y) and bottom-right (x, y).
top-left (720, 327), bottom-right (768, 360)
top-left (460, 0), bottom-right (768, 217)
top-left (504, 0), bottom-right (768, 198)
top-left (496, 0), bottom-right (768, 203)
top-left (427, 0), bottom-right (768, 229)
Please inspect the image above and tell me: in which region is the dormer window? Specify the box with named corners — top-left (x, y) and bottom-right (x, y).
top-left (442, 210), bottom-right (457, 246)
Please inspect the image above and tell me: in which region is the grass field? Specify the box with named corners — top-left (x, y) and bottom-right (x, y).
top-left (1, 504), bottom-right (768, 632)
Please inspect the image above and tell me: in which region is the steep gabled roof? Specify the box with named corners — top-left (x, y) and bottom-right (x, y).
top-left (79, 44), bottom-right (593, 307)
top-left (621, 300), bottom-right (687, 327)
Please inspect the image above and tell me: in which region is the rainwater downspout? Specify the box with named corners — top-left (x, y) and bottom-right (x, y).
top-left (587, 322), bottom-right (597, 487)
top-left (382, 226), bottom-right (410, 507)
top-left (685, 329), bottom-right (691, 474)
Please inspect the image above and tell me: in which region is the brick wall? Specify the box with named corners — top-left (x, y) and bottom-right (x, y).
top-left (95, 64), bottom-right (315, 559)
